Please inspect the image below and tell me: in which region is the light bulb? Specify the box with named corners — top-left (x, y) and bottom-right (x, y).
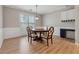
top-left (35, 17), bottom-right (39, 20)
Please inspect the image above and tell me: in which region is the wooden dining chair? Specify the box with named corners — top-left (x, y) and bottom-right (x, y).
top-left (42, 26), bottom-right (54, 46)
top-left (26, 27), bottom-right (37, 43)
top-left (41, 26), bottom-right (48, 35)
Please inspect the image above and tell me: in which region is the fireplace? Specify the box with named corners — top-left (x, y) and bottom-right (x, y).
top-left (60, 28), bottom-right (75, 39)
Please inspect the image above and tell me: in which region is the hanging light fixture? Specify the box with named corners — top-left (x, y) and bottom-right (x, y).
top-left (35, 5), bottom-right (39, 20)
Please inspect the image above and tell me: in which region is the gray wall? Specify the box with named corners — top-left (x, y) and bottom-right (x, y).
top-left (3, 6), bottom-right (43, 39)
top-left (3, 7), bottom-right (42, 28)
top-left (3, 7), bottom-right (20, 28)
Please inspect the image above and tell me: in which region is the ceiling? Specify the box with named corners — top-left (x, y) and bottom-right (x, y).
top-left (4, 5), bottom-right (74, 15)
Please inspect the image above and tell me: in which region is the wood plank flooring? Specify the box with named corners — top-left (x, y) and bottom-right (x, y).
top-left (0, 36), bottom-right (79, 54)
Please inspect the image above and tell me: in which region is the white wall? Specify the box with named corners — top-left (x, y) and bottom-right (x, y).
top-left (43, 9), bottom-right (75, 36)
top-left (75, 6), bottom-right (79, 44)
top-left (43, 12), bottom-right (61, 36)
top-left (3, 27), bottom-right (22, 39)
top-left (43, 12), bottom-right (61, 27)
top-left (0, 6), bottom-right (3, 48)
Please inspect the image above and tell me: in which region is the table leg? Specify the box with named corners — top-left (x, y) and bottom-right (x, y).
top-left (39, 32), bottom-right (43, 42)
top-left (33, 32), bottom-right (43, 42)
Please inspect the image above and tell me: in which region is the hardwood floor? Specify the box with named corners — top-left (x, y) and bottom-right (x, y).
top-left (0, 36), bottom-right (79, 54)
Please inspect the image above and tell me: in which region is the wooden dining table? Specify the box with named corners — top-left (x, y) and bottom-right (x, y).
top-left (31, 28), bottom-right (49, 41)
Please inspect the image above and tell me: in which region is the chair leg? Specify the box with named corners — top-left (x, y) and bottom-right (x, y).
top-left (51, 37), bottom-right (53, 44)
top-left (28, 36), bottom-right (29, 42)
top-left (47, 38), bottom-right (49, 46)
top-left (30, 37), bottom-right (32, 44)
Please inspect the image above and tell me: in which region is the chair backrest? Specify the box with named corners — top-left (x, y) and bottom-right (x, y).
top-left (47, 26), bottom-right (54, 38)
top-left (26, 27), bottom-right (32, 36)
top-left (29, 26), bottom-right (33, 29)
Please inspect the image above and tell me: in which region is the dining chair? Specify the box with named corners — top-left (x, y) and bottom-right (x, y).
top-left (26, 27), bottom-right (37, 43)
top-left (42, 26), bottom-right (48, 35)
top-left (42, 26), bottom-right (54, 46)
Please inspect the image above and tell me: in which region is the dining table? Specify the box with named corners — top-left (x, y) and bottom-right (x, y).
top-left (31, 27), bottom-right (49, 42)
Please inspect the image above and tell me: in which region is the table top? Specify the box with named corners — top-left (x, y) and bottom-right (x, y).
top-left (31, 28), bottom-right (49, 32)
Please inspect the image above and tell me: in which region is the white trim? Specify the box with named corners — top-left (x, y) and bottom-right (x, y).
top-left (3, 27), bottom-right (27, 39)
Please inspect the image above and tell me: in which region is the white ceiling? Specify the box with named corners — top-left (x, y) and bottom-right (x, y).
top-left (4, 5), bottom-right (74, 15)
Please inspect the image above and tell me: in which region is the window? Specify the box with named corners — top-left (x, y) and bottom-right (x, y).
top-left (20, 14), bottom-right (24, 23)
top-left (20, 14), bottom-right (35, 27)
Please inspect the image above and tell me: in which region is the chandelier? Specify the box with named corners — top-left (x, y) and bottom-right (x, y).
top-left (35, 5), bottom-right (39, 20)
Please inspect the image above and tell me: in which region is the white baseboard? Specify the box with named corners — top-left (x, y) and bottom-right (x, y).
top-left (3, 27), bottom-right (27, 39)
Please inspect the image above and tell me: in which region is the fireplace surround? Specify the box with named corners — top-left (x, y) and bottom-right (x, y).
top-left (60, 28), bottom-right (75, 39)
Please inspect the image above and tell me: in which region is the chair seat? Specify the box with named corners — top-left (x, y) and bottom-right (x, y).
top-left (42, 34), bottom-right (52, 39)
top-left (41, 33), bottom-right (47, 38)
top-left (29, 34), bottom-right (38, 38)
